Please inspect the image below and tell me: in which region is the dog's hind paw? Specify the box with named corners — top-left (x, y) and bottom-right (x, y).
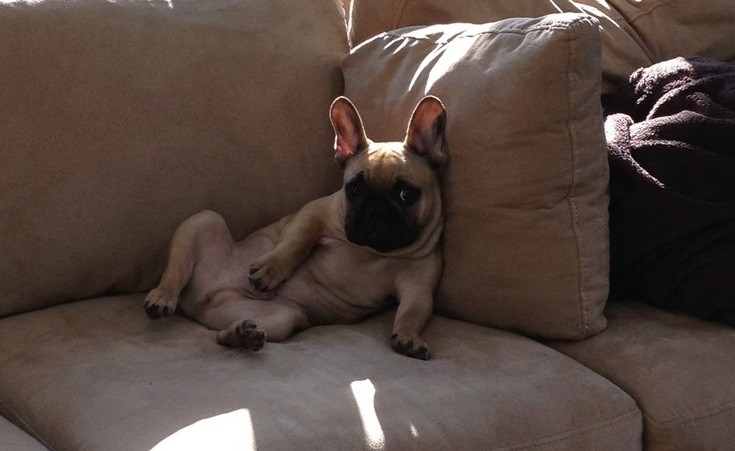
top-left (235, 320), bottom-right (266, 351)
top-left (391, 333), bottom-right (431, 360)
top-left (143, 287), bottom-right (178, 319)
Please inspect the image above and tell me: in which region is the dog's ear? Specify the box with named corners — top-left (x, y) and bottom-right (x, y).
top-left (330, 96), bottom-right (369, 166)
top-left (404, 96), bottom-right (447, 168)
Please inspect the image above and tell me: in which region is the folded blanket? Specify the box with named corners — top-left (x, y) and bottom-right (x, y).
top-left (606, 56), bottom-right (735, 325)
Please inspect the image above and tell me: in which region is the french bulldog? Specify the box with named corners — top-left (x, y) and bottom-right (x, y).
top-left (144, 95), bottom-right (447, 360)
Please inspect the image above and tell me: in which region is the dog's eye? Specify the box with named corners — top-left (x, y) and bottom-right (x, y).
top-left (346, 181), bottom-right (363, 200)
top-left (398, 187), bottom-right (419, 204)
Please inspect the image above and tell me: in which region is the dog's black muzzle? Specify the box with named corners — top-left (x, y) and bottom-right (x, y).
top-left (345, 197), bottom-right (418, 253)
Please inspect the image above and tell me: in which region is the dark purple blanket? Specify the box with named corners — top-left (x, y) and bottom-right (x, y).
top-left (605, 56), bottom-right (735, 326)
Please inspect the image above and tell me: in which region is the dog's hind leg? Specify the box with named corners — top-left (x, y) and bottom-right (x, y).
top-left (190, 295), bottom-right (310, 350)
top-left (144, 210), bottom-right (232, 319)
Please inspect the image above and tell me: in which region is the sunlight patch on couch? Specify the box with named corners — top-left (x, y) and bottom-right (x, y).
top-left (151, 409), bottom-right (256, 451)
top-left (351, 379), bottom-right (385, 450)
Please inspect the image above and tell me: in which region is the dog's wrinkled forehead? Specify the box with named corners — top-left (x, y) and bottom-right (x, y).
top-left (345, 141), bottom-right (431, 189)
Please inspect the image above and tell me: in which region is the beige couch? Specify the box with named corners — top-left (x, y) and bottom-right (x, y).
top-left (1, 0), bottom-right (733, 449)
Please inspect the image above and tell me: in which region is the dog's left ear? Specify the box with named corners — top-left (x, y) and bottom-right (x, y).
top-left (404, 96), bottom-right (447, 168)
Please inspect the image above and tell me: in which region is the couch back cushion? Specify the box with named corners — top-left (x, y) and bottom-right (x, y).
top-left (0, 0), bottom-right (348, 317)
top-left (347, 0), bottom-right (651, 94)
top-left (343, 14), bottom-right (610, 339)
top-left (348, 0), bottom-right (735, 93)
top-left (592, 0), bottom-right (735, 66)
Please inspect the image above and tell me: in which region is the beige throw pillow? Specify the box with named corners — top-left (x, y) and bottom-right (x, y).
top-left (343, 14), bottom-right (609, 339)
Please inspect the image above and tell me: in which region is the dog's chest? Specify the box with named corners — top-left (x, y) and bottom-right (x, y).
top-left (276, 237), bottom-right (398, 323)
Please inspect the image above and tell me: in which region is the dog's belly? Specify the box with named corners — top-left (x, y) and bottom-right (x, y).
top-left (275, 237), bottom-right (396, 325)
top-left (181, 232), bottom-right (394, 325)
top-left (180, 232), bottom-right (275, 311)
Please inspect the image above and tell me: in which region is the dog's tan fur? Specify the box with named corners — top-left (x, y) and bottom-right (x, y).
top-left (144, 96), bottom-right (447, 359)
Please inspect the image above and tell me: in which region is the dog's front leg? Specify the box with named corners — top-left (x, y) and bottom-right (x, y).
top-left (391, 287), bottom-right (434, 360)
top-left (248, 199), bottom-right (329, 292)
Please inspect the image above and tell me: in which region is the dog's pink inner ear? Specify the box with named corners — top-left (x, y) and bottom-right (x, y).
top-left (405, 96), bottom-right (447, 168)
top-left (330, 97), bottom-right (368, 165)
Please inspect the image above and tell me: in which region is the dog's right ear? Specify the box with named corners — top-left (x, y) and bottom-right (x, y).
top-left (330, 96), bottom-right (369, 167)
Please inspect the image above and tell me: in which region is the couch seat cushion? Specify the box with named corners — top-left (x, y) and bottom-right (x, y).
top-left (0, 415), bottom-right (46, 450)
top-left (549, 301), bottom-right (735, 449)
top-left (0, 294), bottom-right (641, 450)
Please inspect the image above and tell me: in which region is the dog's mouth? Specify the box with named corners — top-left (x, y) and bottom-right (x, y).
top-left (347, 229), bottom-right (415, 253)
top-left (344, 205), bottom-right (418, 253)
top-left (364, 231), bottom-right (398, 254)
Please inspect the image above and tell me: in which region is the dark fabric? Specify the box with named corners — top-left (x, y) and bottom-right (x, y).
top-left (605, 56), bottom-right (735, 325)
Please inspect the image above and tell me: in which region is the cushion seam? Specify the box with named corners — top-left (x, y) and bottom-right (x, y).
top-left (643, 399), bottom-right (735, 430)
top-left (509, 407), bottom-right (641, 449)
top-left (0, 399), bottom-right (52, 449)
top-left (562, 20), bottom-right (589, 340)
top-left (394, 0), bottom-right (410, 30)
top-left (627, 0), bottom-right (676, 24)
top-left (383, 17), bottom-right (591, 45)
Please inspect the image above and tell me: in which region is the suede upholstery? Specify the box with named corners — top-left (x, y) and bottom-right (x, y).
top-left (0, 295), bottom-right (642, 450)
top-left (0, 0), bottom-right (347, 318)
top-left (606, 0), bottom-right (735, 65)
top-left (550, 302), bottom-right (735, 450)
top-left (348, 0), bottom-right (735, 94)
top-left (347, 0), bottom-right (651, 93)
top-left (0, 416), bottom-right (46, 450)
top-left (343, 15), bottom-right (610, 340)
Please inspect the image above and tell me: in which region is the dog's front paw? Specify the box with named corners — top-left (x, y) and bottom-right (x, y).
top-left (144, 287), bottom-right (178, 319)
top-left (248, 252), bottom-right (291, 292)
top-left (391, 333), bottom-right (431, 360)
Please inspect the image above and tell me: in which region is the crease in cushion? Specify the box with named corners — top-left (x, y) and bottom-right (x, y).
top-left (0, 0), bottom-right (348, 318)
top-left (0, 294), bottom-right (642, 450)
top-left (603, 0), bottom-right (735, 65)
top-left (348, 0), bottom-right (653, 93)
top-left (343, 14), bottom-right (610, 340)
top-left (549, 301), bottom-right (735, 449)
top-left (0, 415), bottom-right (47, 450)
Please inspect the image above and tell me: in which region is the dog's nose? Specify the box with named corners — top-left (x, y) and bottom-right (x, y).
top-left (366, 206), bottom-right (386, 223)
